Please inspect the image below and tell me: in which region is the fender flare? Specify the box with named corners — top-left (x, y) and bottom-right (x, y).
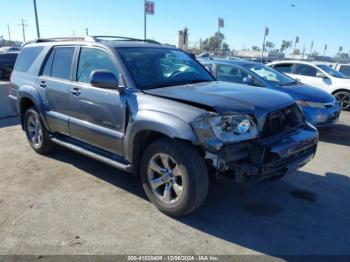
top-left (123, 110), bottom-right (197, 162)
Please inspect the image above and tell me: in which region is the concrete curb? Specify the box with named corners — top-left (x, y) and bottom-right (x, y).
top-left (0, 81), bottom-right (17, 119)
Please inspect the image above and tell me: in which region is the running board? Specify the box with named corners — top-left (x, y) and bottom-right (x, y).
top-left (51, 137), bottom-right (133, 172)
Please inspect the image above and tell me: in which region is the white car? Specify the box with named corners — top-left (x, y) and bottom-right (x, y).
top-left (331, 63), bottom-right (350, 77)
top-left (268, 60), bottom-right (350, 110)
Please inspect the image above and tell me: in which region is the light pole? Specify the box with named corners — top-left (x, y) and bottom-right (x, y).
top-left (33, 0), bottom-right (40, 38)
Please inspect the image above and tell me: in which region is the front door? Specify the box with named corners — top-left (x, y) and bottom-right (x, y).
top-left (67, 46), bottom-right (126, 155)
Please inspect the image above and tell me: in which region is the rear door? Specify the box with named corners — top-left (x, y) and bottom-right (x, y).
top-left (67, 46), bottom-right (125, 155)
top-left (293, 63), bottom-right (331, 91)
top-left (39, 46), bottom-right (76, 135)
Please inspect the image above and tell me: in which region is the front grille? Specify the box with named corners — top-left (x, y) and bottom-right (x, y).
top-left (262, 104), bottom-right (304, 138)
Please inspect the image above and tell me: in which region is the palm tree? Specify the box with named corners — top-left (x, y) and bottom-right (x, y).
top-left (281, 40), bottom-right (293, 55)
top-left (265, 41), bottom-right (275, 52)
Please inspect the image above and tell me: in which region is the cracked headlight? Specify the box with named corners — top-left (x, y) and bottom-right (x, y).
top-left (191, 114), bottom-right (258, 149)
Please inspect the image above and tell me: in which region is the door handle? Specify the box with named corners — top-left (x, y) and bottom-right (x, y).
top-left (40, 81), bottom-right (47, 88)
top-left (70, 87), bottom-right (81, 96)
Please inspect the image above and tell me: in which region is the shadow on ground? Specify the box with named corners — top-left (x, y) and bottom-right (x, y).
top-left (47, 147), bottom-right (350, 256)
top-left (0, 116), bottom-right (20, 128)
top-left (318, 123), bottom-right (350, 146)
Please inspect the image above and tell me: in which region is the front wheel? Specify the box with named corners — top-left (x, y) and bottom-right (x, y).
top-left (140, 138), bottom-right (209, 216)
top-left (334, 90), bottom-right (350, 111)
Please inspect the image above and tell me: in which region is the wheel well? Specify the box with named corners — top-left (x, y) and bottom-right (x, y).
top-left (332, 89), bottom-right (350, 95)
top-left (19, 98), bottom-right (35, 129)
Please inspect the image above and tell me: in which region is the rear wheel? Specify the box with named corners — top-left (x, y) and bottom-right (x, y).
top-left (140, 138), bottom-right (209, 216)
top-left (24, 107), bottom-right (54, 154)
top-left (334, 91), bottom-right (350, 110)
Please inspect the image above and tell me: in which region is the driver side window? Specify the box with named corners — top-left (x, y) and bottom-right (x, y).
top-left (77, 47), bottom-right (119, 84)
top-left (216, 64), bottom-right (248, 83)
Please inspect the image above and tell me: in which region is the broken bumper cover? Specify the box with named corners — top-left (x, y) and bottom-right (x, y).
top-left (206, 123), bottom-right (318, 182)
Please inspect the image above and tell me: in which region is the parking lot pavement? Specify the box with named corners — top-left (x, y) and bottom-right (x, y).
top-left (0, 113), bottom-right (349, 257)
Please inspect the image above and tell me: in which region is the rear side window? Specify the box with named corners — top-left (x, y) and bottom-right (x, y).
top-left (339, 65), bottom-right (350, 76)
top-left (14, 47), bottom-right (43, 72)
top-left (50, 47), bottom-right (75, 80)
top-left (295, 64), bottom-right (317, 77)
top-left (272, 63), bottom-right (293, 74)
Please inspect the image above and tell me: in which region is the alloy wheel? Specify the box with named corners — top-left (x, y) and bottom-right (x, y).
top-left (27, 113), bottom-right (43, 149)
top-left (147, 153), bottom-right (184, 204)
top-left (335, 91), bottom-right (350, 110)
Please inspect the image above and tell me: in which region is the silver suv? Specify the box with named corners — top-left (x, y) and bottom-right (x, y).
top-left (9, 36), bottom-right (318, 216)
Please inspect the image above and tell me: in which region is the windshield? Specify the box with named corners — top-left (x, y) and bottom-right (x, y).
top-left (117, 47), bottom-right (214, 90)
top-left (243, 63), bottom-right (297, 86)
top-left (317, 64), bottom-right (348, 79)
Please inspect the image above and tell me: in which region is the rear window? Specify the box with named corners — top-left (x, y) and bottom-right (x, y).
top-left (14, 47), bottom-right (43, 72)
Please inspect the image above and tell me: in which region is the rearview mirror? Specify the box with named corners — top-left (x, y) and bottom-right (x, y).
top-left (90, 70), bottom-right (122, 91)
top-left (243, 77), bottom-right (254, 85)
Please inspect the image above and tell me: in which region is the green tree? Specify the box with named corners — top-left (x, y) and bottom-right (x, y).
top-left (280, 40), bottom-right (293, 55)
top-left (252, 45), bottom-right (261, 51)
top-left (265, 41), bottom-right (275, 52)
top-left (201, 32), bottom-right (229, 53)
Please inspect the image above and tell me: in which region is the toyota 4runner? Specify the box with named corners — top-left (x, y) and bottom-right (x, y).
top-left (9, 36), bottom-right (318, 216)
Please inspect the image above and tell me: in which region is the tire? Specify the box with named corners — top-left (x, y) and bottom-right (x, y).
top-left (334, 90), bottom-right (350, 111)
top-left (24, 107), bottom-right (54, 154)
top-left (140, 138), bottom-right (209, 216)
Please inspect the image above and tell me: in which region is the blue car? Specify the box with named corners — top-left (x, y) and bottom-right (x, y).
top-left (201, 59), bottom-right (341, 127)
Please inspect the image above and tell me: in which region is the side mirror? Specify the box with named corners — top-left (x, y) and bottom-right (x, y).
top-left (242, 77), bottom-right (254, 85)
top-left (316, 71), bottom-right (327, 79)
top-left (90, 70), bottom-right (122, 91)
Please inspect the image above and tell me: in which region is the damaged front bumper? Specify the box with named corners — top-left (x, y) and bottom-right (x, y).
top-left (205, 123), bottom-right (318, 182)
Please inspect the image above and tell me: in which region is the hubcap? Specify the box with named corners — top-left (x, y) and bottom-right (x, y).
top-left (147, 153), bottom-right (184, 204)
top-left (27, 113), bottom-right (43, 149)
top-left (335, 92), bottom-right (350, 110)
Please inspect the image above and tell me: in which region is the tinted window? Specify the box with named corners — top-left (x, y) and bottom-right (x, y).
top-left (317, 64), bottom-right (347, 79)
top-left (216, 64), bottom-right (249, 84)
top-left (51, 47), bottom-right (75, 80)
top-left (272, 63), bottom-right (293, 74)
top-left (340, 65), bottom-right (350, 77)
top-left (41, 49), bottom-right (54, 76)
top-left (14, 47), bottom-right (43, 72)
top-left (77, 47), bottom-right (118, 83)
top-left (295, 64), bottom-right (317, 77)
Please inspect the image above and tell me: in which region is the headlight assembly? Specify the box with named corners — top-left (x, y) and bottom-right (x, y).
top-left (296, 100), bottom-right (327, 109)
top-left (191, 114), bottom-right (258, 148)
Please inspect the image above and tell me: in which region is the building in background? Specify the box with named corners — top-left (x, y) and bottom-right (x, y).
top-left (178, 27), bottom-right (189, 50)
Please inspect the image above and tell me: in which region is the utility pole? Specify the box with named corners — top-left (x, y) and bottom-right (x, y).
top-left (144, 0), bottom-right (147, 41)
top-left (18, 19), bottom-right (28, 43)
top-left (7, 24), bottom-right (11, 41)
top-left (261, 27), bottom-right (269, 63)
top-left (33, 0), bottom-right (40, 38)
top-left (85, 28), bottom-right (89, 35)
top-left (292, 36), bottom-right (299, 59)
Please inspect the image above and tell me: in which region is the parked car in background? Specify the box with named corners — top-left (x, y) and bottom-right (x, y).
top-left (202, 59), bottom-right (341, 127)
top-left (268, 61), bottom-right (350, 110)
top-left (9, 36), bottom-right (318, 216)
top-left (0, 46), bottom-right (21, 53)
top-left (331, 63), bottom-right (350, 78)
top-left (0, 52), bottom-right (18, 80)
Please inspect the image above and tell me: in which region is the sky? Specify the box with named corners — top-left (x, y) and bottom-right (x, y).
top-left (0, 0), bottom-right (349, 56)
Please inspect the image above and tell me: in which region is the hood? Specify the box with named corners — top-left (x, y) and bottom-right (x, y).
top-left (274, 83), bottom-right (334, 103)
top-left (144, 81), bottom-right (294, 114)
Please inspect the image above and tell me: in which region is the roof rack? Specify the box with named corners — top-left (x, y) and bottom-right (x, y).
top-left (22, 35), bottom-right (161, 47)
